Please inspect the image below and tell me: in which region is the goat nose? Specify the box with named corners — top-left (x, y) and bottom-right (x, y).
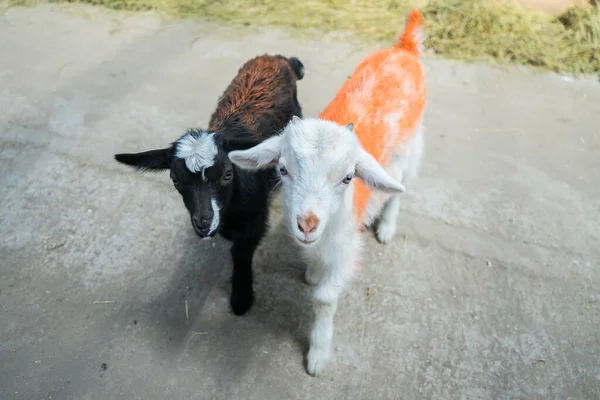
top-left (297, 213), bottom-right (319, 234)
top-left (193, 217), bottom-right (211, 230)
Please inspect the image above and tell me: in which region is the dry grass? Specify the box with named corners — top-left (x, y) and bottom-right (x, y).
top-left (424, 0), bottom-right (599, 75)
top-left (7, 0), bottom-right (600, 76)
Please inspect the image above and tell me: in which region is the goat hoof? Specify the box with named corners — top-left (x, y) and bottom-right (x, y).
top-left (304, 268), bottom-right (321, 286)
top-left (230, 290), bottom-right (254, 316)
top-left (306, 347), bottom-right (330, 377)
top-left (376, 221), bottom-right (396, 244)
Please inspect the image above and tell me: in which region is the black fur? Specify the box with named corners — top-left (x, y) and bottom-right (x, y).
top-left (114, 54), bottom-right (303, 316)
top-left (286, 57), bottom-right (305, 80)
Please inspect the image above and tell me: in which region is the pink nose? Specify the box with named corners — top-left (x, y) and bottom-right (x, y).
top-left (297, 212), bottom-right (319, 234)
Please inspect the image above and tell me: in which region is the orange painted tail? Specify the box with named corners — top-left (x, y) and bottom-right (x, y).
top-left (394, 9), bottom-right (426, 56)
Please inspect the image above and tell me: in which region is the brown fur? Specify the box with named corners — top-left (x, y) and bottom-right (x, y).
top-left (208, 55), bottom-right (302, 140)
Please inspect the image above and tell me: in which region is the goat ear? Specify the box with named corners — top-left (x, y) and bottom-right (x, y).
top-left (228, 136), bottom-right (281, 170)
top-left (355, 147), bottom-right (406, 193)
top-left (114, 148), bottom-right (172, 172)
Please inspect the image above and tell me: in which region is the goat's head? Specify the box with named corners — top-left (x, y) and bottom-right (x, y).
top-left (115, 129), bottom-right (259, 239)
top-left (229, 117), bottom-right (406, 246)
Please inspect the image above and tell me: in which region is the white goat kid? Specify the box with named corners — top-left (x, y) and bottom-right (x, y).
top-left (229, 117), bottom-right (406, 376)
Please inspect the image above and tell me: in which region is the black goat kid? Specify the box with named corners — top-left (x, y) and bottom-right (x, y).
top-left (114, 54), bottom-right (304, 315)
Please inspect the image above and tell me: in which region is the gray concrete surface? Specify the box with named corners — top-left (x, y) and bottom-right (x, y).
top-left (1, 4), bottom-right (599, 399)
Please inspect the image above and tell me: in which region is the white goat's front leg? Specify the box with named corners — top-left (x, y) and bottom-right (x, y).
top-left (306, 258), bottom-right (352, 376)
top-left (376, 194), bottom-right (401, 244)
top-left (304, 263), bottom-right (322, 286)
top-left (307, 297), bottom-right (337, 376)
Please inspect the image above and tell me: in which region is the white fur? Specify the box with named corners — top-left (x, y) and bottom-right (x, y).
top-left (209, 197), bottom-right (220, 236)
top-left (364, 123), bottom-right (424, 239)
top-left (412, 25), bottom-right (426, 55)
top-left (175, 132), bottom-right (218, 174)
top-left (376, 195), bottom-right (402, 243)
top-left (304, 262), bottom-right (322, 286)
top-left (229, 117), bottom-right (413, 376)
top-left (228, 135), bottom-right (282, 170)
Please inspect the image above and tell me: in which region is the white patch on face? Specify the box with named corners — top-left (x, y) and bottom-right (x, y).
top-left (208, 197), bottom-right (220, 236)
top-left (175, 132), bottom-right (218, 173)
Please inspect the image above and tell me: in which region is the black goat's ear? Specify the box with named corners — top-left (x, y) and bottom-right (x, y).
top-left (223, 138), bottom-right (263, 152)
top-left (114, 148), bottom-right (172, 172)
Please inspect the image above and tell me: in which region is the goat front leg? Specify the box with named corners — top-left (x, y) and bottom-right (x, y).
top-left (306, 260), bottom-right (352, 376)
top-left (229, 237), bottom-right (260, 315)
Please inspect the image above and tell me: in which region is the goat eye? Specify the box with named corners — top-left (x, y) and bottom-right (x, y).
top-left (279, 165), bottom-right (288, 176)
top-left (342, 173), bottom-right (353, 184)
top-left (222, 169), bottom-right (233, 182)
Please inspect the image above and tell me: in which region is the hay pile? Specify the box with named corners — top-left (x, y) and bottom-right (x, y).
top-left (17, 0), bottom-right (600, 75)
top-left (424, 0), bottom-right (599, 75)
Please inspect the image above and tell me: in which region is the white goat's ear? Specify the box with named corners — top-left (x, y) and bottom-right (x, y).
top-left (355, 147), bottom-right (406, 193)
top-left (292, 115), bottom-right (301, 122)
top-left (228, 136), bottom-right (282, 170)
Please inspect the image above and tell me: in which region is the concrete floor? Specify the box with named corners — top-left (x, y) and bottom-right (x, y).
top-left (1, 4), bottom-right (599, 400)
